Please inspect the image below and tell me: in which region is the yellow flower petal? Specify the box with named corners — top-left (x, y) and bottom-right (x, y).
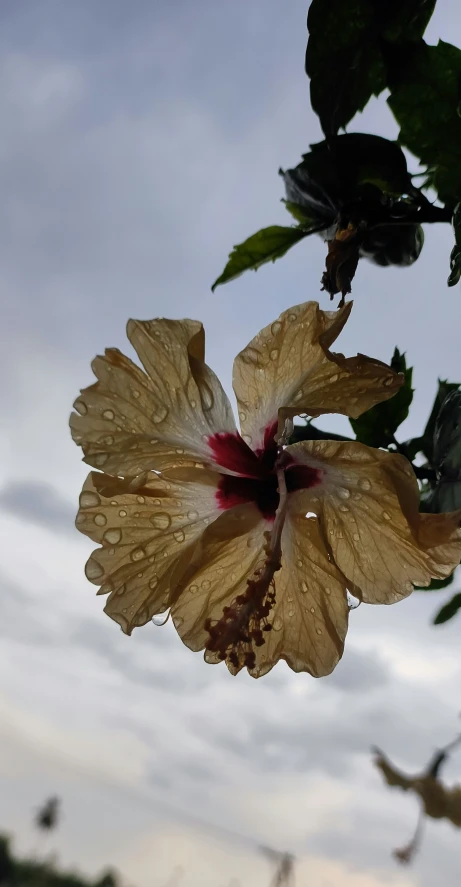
top-left (75, 467), bottom-right (222, 634)
top-left (170, 503), bottom-right (348, 678)
top-left (232, 301), bottom-right (402, 448)
top-left (70, 318), bottom-right (236, 476)
top-left (287, 440), bottom-right (461, 603)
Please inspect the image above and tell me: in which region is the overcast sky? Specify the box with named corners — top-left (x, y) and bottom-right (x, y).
top-left (1, 2), bottom-right (461, 886)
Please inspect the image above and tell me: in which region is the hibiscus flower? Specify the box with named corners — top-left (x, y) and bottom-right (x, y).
top-left (71, 301), bottom-right (461, 678)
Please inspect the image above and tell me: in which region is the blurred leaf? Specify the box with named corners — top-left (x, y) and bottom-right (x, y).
top-left (433, 389), bottom-right (461, 473)
top-left (211, 226), bottom-right (311, 290)
top-left (415, 572), bottom-right (454, 591)
top-left (282, 199), bottom-right (321, 228)
top-left (350, 347), bottom-right (412, 446)
top-left (387, 40), bottom-right (461, 205)
top-left (433, 592), bottom-right (461, 624)
top-left (306, 1), bottom-right (436, 136)
top-left (448, 202), bottom-right (461, 286)
top-left (418, 380), bottom-right (461, 464)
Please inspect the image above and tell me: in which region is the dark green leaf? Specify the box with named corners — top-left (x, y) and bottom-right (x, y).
top-left (387, 40), bottom-right (461, 205)
top-left (306, 1), bottom-right (437, 136)
top-left (290, 423), bottom-right (352, 445)
top-left (349, 347), bottom-right (413, 447)
top-left (433, 591), bottom-right (461, 625)
top-left (419, 380), bottom-right (461, 464)
top-left (211, 226), bottom-right (311, 291)
top-left (306, 0), bottom-right (387, 135)
top-left (448, 203), bottom-right (461, 286)
top-left (415, 573), bottom-right (454, 591)
top-left (433, 389), bottom-right (461, 473)
top-left (282, 200), bottom-right (321, 228)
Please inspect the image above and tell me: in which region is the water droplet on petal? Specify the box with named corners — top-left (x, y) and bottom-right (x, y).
top-left (287, 607), bottom-right (295, 617)
top-left (132, 389), bottom-right (140, 399)
top-left (199, 382), bottom-right (214, 412)
top-left (270, 349), bottom-right (279, 362)
top-left (85, 558), bottom-right (104, 580)
top-left (382, 510), bottom-right (391, 521)
top-left (338, 487), bottom-right (350, 499)
top-left (131, 548), bottom-right (145, 562)
top-left (188, 510), bottom-right (198, 520)
top-left (339, 504), bottom-right (349, 512)
top-left (358, 478), bottom-right (371, 491)
top-left (271, 320), bottom-right (282, 336)
top-left (149, 575), bottom-right (158, 590)
top-left (137, 496), bottom-right (145, 504)
top-left (103, 409), bottom-right (115, 421)
top-left (353, 532), bottom-right (360, 542)
top-left (152, 612), bottom-right (169, 626)
top-left (173, 529), bottom-right (185, 543)
top-left (316, 628), bottom-right (322, 636)
top-left (79, 491), bottom-right (100, 509)
top-left (189, 584), bottom-right (198, 594)
top-left (175, 448), bottom-right (184, 455)
top-left (301, 581), bottom-right (308, 593)
top-left (242, 434), bottom-right (252, 444)
top-left (201, 579), bottom-right (211, 591)
top-left (239, 410), bottom-right (246, 422)
top-left (104, 528), bottom-right (122, 544)
top-left (310, 606), bottom-right (315, 614)
top-left (287, 312), bottom-right (297, 322)
top-left (296, 559), bottom-right (303, 567)
top-left (151, 404), bottom-right (169, 423)
top-left (150, 512), bottom-right (171, 530)
top-left (272, 616), bottom-right (283, 631)
top-left (119, 509), bottom-right (127, 517)
top-left (74, 399), bottom-right (87, 415)
top-left (93, 453), bottom-right (109, 467)
top-left (384, 376), bottom-right (394, 387)
top-left (94, 513), bottom-right (107, 527)
top-left (329, 373), bottom-right (339, 384)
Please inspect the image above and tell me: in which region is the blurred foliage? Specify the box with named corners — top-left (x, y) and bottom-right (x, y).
top-left (0, 835), bottom-right (119, 887)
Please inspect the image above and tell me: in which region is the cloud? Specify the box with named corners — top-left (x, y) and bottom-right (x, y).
top-left (0, 480), bottom-right (75, 533)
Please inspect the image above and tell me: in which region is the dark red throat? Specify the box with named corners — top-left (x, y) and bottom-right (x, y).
top-left (209, 422), bottom-right (321, 520)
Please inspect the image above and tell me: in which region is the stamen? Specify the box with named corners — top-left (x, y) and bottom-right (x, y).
top-left (205, 422), bottom-right (291, 671)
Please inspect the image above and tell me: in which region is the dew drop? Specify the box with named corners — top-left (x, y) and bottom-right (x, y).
top-left (102, 435), bottom-right (114, 446)
top-left (201, 579), bottom-right (211, 591)
top-left (151, 404), bottom-right (169, 423)
top-left (272, 616), bottom-right (283, 631)
top-left (287, 607), bottom-right (295, 617)
top-left (176, 448), bottom-right (184, 455)
top-left (119, 509), bottom-right (127, 517)
top-left (150, 512), bottom-right (171, 530)
top-left (353, 532), bottom-right (360, 542)
top-left (270, 349), bottom-right (279, 361)
top-left (310, 606), bottom-right (315, 614)
top-left (338, 487), bottom-right (350, 499)
top-left (74, 399), bottom-right (87, 415)
top-left (79, 491), bottom-right (100, 509)
top-left (104, 528), bottom-right (122, 545)
top-left (149, 575), bottom-right (158, 590)
top-left (85, 558), bottom-right (104, 580)
top-left (103, 409), bottom-right (115, 421)
top-left (189, 584), bottom-right (198, 594)
top-left (149, 438), bottom-right (158, 445)
top-left (301, 581), bottom-right (308, 593)
top-left (137, 496), bottom-right (145, 504)
top-left (384, 376), bottom-right (394, 387)
top-left (190, 399), bottom-right (197, 409)
top-left (316, 628), bottom-right (323, 636)
top-left (382, 510), bottom-right (391, 521)
top-left (242, 434), bottom-right (252, 444)
top-left (239, 410), bottom-right (246, 422)
top-left (132, 389), bottom-right (140, 399)
top-left (152, 612), bottom-right (169, 627)
top-left (358, 478), bottom-right (371, 491)
top-left (339, 504), bottom-right (350, 512)
top-left (188, 510), bottom-right (198, 520)
top-left (173, 529), bottom-right (185, 543)
top-left (287, 312), bottom-right (297, 322)
top-left (93, 453), bottom-right (109, 467)
top-left (199, 382), bottom-right (214, 412)
top-left (325, 588), bottom-right (331, 595)
top-left (296, 559), bottom-right (303, 567)
top-left (329, 373), bottom-right (339, 383)
top-left (131, 548), bottom-right (145, 562)
top-left (352, 492), bottom-right (362, 501)
top-left (94, 513), bottom-right (107, 527)
top-left (271, 320), bottom-right (282, 336)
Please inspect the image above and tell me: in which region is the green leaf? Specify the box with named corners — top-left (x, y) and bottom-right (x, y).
top-left (349, 347), bottom-right (413, 447)
top-left (211, 226), bottom-right (311, 291)
top-left (433, 389), bottom-right (461, 473)
top-left (282, 200), bottom-right (320, 228)
top-left (418, 380), bottom-right (461, 464)
top-left (306, 1), bottom-right (437, 136)
top-left (387, 40), bottom-right (461, 205)
top-left (415, 573), bottom-right (454, 591)
top-left (448, 202), bottom-right (461, 286)
top-left (433, 591), bottom-right (461, 625)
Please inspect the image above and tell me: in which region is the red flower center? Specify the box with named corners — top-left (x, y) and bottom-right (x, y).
top-left (209, 422), bottom-right (321, 520)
